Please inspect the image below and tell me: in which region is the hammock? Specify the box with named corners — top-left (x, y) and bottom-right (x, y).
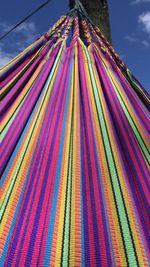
top-left (0, 3), bottom-right (150, 266)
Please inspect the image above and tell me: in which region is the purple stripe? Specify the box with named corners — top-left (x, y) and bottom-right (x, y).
top-left (1, 43), bottom-right (62, 176)
top-left (5, 47), bottom-right (71, 266)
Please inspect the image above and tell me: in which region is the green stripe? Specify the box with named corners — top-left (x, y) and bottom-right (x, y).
top-left (0, 42), bottom-right (65, 220)
top-left (0, 49), bottom-right (42, 101)
top-left (1, 85), bottom-right (33, 140)
top-left (1, 42), bottom-right (64, 140)
top-left (127, 69), bottom-right (150, 103)
top-left (104, 65), bottom-right (149, 164)
top-left (83, 44), bottom-right (138, 267)
top-left (62, 138), bottom-right (73, 267)
top-left (62, 52), bottom-right (75, 266)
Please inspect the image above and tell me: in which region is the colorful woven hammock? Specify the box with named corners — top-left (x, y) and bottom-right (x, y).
top-left (0, 4), bottom-right (150, 267)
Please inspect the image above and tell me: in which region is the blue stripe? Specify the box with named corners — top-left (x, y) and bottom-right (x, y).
top-left (44, 48), bottom-right (74, 266)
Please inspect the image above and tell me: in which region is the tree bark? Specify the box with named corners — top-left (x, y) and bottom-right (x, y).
top-left (69, 0), bottom-right (112, 43)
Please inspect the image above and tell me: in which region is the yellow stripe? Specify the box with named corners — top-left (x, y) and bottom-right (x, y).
top-left (54, 53), bottom-right (74, 266)
top-left (83, 43), bottom-right (127, 265)
top-left (69, 43), bottom-right (79, 266)
top-left (0, 36), bottom-right (44, 73)
top-left (0, 44), bottom-right (64, 237)
top-left (1, 42), bottom-right (64, 206)
top-left (89, 47), bottom-right (147, 266)
top-left (1, 49), bottom-right (41, 95)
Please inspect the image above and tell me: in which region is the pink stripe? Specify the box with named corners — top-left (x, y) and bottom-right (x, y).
top-left (8, 47), bottom-right (71, 266)
top-left (81, 64), bottom-right (108, 265)
top-left (1, 57), bottom-right (32, 89)
top-left (1, 43), bottom-right (62, 175)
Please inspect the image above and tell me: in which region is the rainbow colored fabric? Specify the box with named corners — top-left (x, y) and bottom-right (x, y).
top-left (0, 14), bottom-right (150, 267)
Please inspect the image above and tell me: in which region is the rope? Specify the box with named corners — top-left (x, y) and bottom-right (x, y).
top-left (0, 0), bottom-right (52, 41)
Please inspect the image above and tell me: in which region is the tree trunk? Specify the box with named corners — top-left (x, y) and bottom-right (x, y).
top-left (69, 0), bottom-right (112, 43)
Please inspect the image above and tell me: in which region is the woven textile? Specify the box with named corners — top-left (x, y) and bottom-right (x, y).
top-left (0, 13), bottom-right (150, 267)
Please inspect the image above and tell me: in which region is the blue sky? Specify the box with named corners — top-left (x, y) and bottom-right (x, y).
top-left (0, 0), bottom-right (150, 93)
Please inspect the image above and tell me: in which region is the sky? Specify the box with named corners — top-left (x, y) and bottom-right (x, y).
top-left (0, 0), bottom-right (150, 93)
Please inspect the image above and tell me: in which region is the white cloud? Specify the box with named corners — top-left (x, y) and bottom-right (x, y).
top-left (0, 48), bottom-right (15, 68)
top-left (14, 22), bottom-right (37, 42)
top-left (0, 21), bottom-right (37, 43)
top-left (0, 20), bottom-right (38, 68)
top-left (15, 22), bottom-right (36, 33)
top-left (125, 34), bottom-right (149, 48)
top-left (138, 12), bottom-right (150, 37)
top-left (0, 21), bottom-right (11, 33)
top-left (131, 0), bottom-right (150, 4)
top-left (125, 34), bottom-right (139, 42)
top-left (141, 40), bottom-right (149, 47)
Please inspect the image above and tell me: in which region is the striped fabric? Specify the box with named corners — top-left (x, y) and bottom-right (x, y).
top-left (0, 13), bottom-right (150, 267)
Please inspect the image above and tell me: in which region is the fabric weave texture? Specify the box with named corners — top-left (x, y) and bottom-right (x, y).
top-left (0, 13), bottom-right (150, 267)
